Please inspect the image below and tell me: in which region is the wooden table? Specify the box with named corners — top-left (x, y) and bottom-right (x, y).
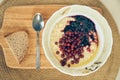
top-left (0, 0), bottom-right (120, 80)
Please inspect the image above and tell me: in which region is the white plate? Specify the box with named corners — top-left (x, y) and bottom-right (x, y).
top-left (42, 5), bottom-right (113, 76)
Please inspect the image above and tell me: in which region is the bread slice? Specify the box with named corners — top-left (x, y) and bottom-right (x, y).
top-left (5, 31), bottom-right (29, 64)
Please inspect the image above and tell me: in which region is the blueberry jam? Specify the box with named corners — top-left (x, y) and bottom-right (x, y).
top-left (55, 15), bottom-right (98, 67)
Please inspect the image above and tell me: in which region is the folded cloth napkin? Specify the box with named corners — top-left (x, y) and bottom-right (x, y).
top-left (116, 68), bottom-right (120, 80)
top-left (0, 0), bottom-right (3, 4)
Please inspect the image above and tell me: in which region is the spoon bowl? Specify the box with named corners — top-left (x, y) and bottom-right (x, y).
top-left (32, 13), bottom-right (44, 31)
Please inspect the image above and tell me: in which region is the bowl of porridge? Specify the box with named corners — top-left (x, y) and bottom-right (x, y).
top-left (42, 5), bottom-right (112, 76)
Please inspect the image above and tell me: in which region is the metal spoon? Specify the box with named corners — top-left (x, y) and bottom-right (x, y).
top-left (32, 13), bottom-right (44, 70)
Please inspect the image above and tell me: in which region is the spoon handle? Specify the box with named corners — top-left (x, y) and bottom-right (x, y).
top-left (36, 32), bottom-right (40, 70)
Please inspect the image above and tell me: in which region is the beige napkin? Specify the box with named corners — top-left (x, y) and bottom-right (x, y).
top-left (116, 68), bottom-right (120, 80)
top-left (0, 0), bottom-right (3, 4)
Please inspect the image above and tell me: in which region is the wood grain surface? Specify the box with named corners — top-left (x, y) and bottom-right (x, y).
top-left (0, 0), bottom-right (120, 80)
top-left (0, 5), bottom-right (102, 69)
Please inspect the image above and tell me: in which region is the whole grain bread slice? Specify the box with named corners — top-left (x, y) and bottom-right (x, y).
top-left (5, 31), bottom-right (29, 64)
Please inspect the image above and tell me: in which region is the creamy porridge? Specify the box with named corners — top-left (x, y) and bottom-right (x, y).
top-left (50, 15), bottom-right (99, 68)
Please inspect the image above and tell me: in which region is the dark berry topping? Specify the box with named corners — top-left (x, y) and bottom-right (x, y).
top-left (56, 15), bottom-right (98, 67)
